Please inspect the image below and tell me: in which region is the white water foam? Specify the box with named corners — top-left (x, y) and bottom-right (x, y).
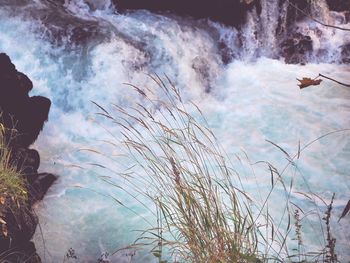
top-left (0, 1), bottom-right (349, 262)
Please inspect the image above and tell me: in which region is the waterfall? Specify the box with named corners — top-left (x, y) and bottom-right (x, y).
top-left (0, 0), bottom-right (349, 261)
top-left (236, 0), bottom-right (349, 63)
top-left (310, 0), bottom-right (332, 25)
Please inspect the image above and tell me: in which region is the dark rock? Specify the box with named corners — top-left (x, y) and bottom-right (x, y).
top-left (192, 57), bottom-right (214, 93)
top-left (340, 43), bottom-right (350, 63)
top-left (280, 32), bottom-right (313, 64)
top-left (218, 41), bottom-right (236, 64)
top-left (113, 0), bottom-right (259, 27)
top-left (0, 197), bottom-right (40, 262)
top-left (15, 148), bottom-right (41, 175)
top-left (0, 241), bottom-right (41, 263)
top-left (28, 173), bottom-right (57, 202)
top-left (112, 0), bottom-right (313, 29)
top-left (15, 96), bottom-right (51, 148)
top-left (285, 0), bottom-right (311, 25)
top-left (0, 53), bottom-right (56, 262)
top-left (326, 0), bottom-right (350, 12)
top-left (345, 11), bottom-right (350, 23)
top-left (0, 53), bottom-right (16, 73)
top-left (0, 53), bottom-right (51, 149)
top-left (2, 203), bottom-right (38, 245)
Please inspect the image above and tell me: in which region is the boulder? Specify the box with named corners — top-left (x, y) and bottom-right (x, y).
top-left (280, 32), bottom-right (313, 64)
top-left (340, 43), bottom-right (350, 63)
top-left (28, 173), bottom-right (57, 202)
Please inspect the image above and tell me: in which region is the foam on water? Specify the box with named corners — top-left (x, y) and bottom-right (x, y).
top-left (0, 1), bottom-right (349, 261)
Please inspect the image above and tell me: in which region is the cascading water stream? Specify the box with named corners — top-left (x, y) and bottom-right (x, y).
top-left (0, 0), bottom-right (349, 261)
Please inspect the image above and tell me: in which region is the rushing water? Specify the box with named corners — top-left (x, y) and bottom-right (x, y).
top-left (0, 0), bottom-right (349, 262)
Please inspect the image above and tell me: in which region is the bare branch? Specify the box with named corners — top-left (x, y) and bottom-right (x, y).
top-left (287, 0), bottom-right (350, 32)
top-left (319, 74), bottom-right (350, 87)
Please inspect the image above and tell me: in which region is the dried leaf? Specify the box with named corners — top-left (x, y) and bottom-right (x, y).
top-left (0, 196), bottom-right (5, 205)
top-left (297, 78), bottom-right (322, 89)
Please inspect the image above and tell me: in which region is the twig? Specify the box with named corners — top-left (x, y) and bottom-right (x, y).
top-left (287, 0), bottom-right (350, 31)
top-left (318, 74), bottom-right (350, 87)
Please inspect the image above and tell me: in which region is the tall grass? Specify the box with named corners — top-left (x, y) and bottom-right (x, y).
top-left (93, 75), bottom-right (343, 263)
top-left (0, 122), bottom-right (27, 211)
top-left (0, 117), bottom-right (30, 263)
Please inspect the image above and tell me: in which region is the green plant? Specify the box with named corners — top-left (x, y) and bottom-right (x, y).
top-left (0, 121), bottom-right (28, 238)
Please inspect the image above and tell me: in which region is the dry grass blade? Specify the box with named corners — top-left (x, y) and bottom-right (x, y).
top-left (97, 76), bottom-right (261, 262)
top-left (338, 200), bottom-right (350, 222)
top-left (91, 75), bottom-right (346, 263)
top-left (0, 123), bottom-right (27, 208)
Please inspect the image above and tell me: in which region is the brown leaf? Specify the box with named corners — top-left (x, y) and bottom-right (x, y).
top-left (297, 78), bottom-right (322, 89)
top-left (0, 196), bottom-right (5, 205)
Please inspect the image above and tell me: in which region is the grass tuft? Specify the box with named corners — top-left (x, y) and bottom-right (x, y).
top-left (0, 120), bottom-right (28, 238)
top-left (92, 75), bottom-right (345, 263)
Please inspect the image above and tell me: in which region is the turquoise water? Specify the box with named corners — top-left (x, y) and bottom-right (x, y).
top-left (0, 1), bottom-right (349, 262)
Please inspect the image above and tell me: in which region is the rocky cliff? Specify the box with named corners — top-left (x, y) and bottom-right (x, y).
top-left (0, 53), bottom-right (56, 263)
